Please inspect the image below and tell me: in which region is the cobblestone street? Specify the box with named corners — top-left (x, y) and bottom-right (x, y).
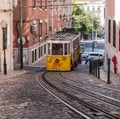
top-left (0, 71), bottom-right (79, 119)
top-left (1, 0), bottom-right (120, 118)
top-left (0, 58), bottom-right (120, 119)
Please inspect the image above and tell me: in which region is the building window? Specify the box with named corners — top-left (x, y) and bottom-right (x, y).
top-left (32, 51), bottom-right (34, 63)
top-left (38, 0), bottom-right (42, 8)
top-left (39, 23), bottom-right (42, 37)
top-left (32, 0), bottom-right (36, 9)
top-left (35, 49), bottom-right (37, 61)
top-left (45, 22), bottom-right (47, 34)
top-left (41, 46), bottom-right (43, 56)
top-left (113, 20), bottom-right (116, 47)
top-left (45, 0), bottom-right (47, 9)
top-left (38, 46), bottom-right (43, 58)
top-left (108, 19), bottom-right (111, 43)
top-left (87, 6), bottom-right (89, 11)
top-left (97, 6), bottom-right (100, 11)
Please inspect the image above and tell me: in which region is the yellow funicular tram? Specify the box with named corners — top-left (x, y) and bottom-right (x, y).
top-left (46, 29), bottom-right (81, 71)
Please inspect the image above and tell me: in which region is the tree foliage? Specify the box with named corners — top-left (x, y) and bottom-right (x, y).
top-left (72, 2), bottom-right (101, 36)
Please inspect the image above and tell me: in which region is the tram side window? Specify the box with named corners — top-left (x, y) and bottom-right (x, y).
top-left (48, 43), bottom-right (51, 55)
top-left (64, 43), bottom-right (70, 55)
top-left (73, 38), bottom-right (80, 49)
top-left (52, 43), bottom-right (63, 55)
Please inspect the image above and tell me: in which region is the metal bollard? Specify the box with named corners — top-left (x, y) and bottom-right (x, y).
top-left (107, 58), bottom-right (111, 84)
top-left (95, 60), bottom-right (97, 77)
top-left (89, 60), bottom-right (91, 73)
top-left (97, 60), bottom-right (100, 79)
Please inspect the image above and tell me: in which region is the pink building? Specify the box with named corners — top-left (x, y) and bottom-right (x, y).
top-left (13, 0), bottom-right (50, 66)
top-left (13, 0), bottom-right (72, 67)
top-left (0, 0), bottom-right (72, 71)
top-left (105, 0), bottom-right (120, 74)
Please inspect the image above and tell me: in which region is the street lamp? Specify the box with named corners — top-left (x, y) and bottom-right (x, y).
top-left (1, 20), bottom-right (7, 75)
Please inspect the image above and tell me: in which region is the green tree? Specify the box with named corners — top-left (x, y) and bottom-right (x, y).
top-left (72, 2), bottom-right (100, 39)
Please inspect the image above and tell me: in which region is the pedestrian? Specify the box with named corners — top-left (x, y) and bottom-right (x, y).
top-left (85, 56), bottom-right (89, 64)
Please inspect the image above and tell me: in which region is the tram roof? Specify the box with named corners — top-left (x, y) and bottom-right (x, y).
top-left (46, 32), bottom-right (80, 42)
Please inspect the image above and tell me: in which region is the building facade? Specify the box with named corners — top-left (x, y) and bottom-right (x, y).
top-left (13, 0), bottom-right (72, 67)
top-left (49, 0), bottom-right (72, 35)
top-left (0, 0), bottom-right (14, 72)
top-left (13, 0), bottom-right (50, 66)
top-left (104, 0), bottom-right (120, 74)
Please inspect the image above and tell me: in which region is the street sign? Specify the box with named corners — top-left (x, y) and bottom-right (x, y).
top-left (17, 37), bottom-right (26, 45)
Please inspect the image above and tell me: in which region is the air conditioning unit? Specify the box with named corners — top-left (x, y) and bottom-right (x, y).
top-left (31, 24), bottom-right (37, 33)
top-left (31, 20), bottom-right (37, 33)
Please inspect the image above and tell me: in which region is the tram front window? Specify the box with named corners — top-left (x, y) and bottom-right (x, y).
top-left (52, 43), bottom-right (63, 55)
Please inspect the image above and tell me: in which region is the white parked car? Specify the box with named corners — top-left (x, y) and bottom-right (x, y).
top-left (88, 52), bottom-right (104, 65)
top-left (88, 52), bottom-right (104, 60)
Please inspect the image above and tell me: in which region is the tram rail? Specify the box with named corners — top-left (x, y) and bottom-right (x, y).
top-left (37, 72), bottom-right (120, 119)
top-left (37, 79), bottom-right (92, 119)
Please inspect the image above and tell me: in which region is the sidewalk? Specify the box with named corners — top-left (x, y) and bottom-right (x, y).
top-left (100, 67), bottom-right (120, 85)
top-left (0, 57), bottom-right (46, 80)
top-left (0, 69), bottom-right (28, 80)
top-left (81, 60), bottom-right (120, 85)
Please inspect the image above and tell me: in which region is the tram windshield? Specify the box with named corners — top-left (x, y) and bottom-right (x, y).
top-left (52, 43), bottom-right (63, 55)
top-left (47, 43), bottom-right (70, 55)
top-left (51, 43), bottom-right (70, 55)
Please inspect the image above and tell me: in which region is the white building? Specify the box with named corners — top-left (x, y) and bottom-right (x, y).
top-left (0, 0), bottom-right (14, 72)
top-left (104, 0), bottom-right (120, 74)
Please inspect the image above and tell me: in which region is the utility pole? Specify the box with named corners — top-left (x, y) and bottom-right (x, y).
top-left (91, 0), bottom-right (94, 52)
top-left (19, 0), bottom-right (23, 70)
top-left (92, 0), bottom-right (93, 41)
